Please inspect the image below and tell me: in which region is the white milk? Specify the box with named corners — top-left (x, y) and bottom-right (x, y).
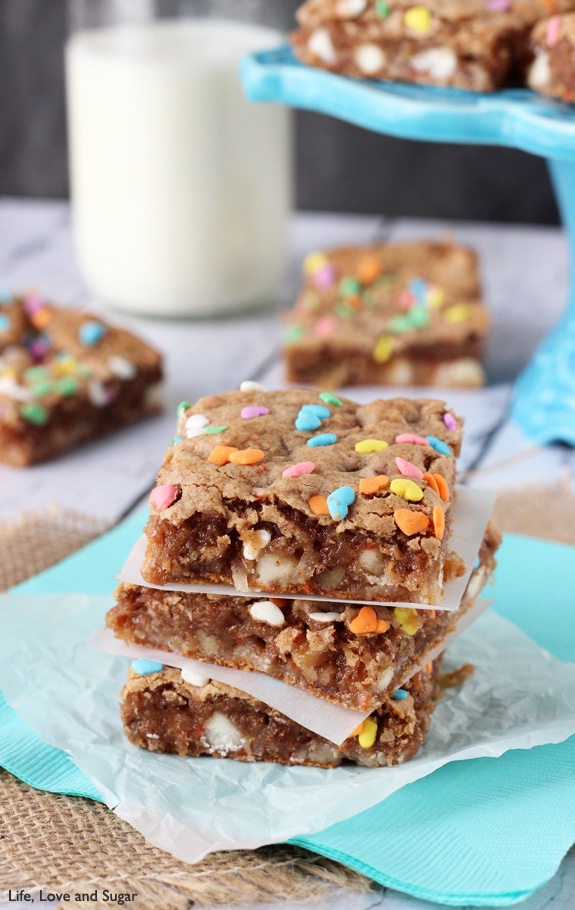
top-left (65, 20), bottom-right (292, 317)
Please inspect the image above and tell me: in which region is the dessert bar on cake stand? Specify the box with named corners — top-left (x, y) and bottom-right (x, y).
top-left (242, 45), bottom-right (575, 446)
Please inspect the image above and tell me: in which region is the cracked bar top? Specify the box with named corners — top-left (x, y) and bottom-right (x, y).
top-left (284, 239), bottom-right (490, 389)
top-left (142, 389), bottom-right (464, 604)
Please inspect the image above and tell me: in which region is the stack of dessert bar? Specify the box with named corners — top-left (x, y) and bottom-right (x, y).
top-left (290, 0), bottom-right (575, 92)
top-left (106, 387), bottom-right (499, 768)
top-left (283, 239), bottom-right (491, 389)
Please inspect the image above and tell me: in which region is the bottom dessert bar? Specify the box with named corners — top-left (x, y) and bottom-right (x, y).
top-left (120, 660), bottom-right (443, 768)
top-left (108, 524), bottom-right (499, 713)
top-left (527, 14), bottom-right (575, 103)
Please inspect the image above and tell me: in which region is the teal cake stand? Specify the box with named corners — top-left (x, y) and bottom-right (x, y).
top-left (242, 46), bottom-right (575, 446)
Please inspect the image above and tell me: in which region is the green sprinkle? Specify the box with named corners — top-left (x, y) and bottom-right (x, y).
top-left (20, 402), bottom-right (49, 426)
top-left (389, 314), bottom-right (414, 334)
top-left (24, 366), bottom-right (50, 382)
top-left (319, 392), bottom-right (342, 407)
top-left (30, 381), bottom-right (55, 397)
top-left (177, 401), bottom-right (191, 416)
top-left (285, 325), bottom-right (305, 345)
top-left (339, 276), bottom-right (361, 298)
top-left (205, 426), bottom-right (228, 435)
top-left (409, 306), bottom-right (430, 328)
top-left (376, 0), bottom-right (390, 17)
top-left (57, 377), bottom-right (79, 396)
top-left (335, 302), bottom-right (357, 319)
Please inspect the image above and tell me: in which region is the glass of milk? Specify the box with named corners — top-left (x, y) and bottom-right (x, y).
top-left (65, 0), bottom-right (293, 318)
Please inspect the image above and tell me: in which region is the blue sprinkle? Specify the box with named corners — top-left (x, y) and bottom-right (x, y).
top-left (132, 659), bottom-right (164, 675)
top-left (0, 314), bottom-right (10, 332)
top-left (391, 689), bottom-right (408, 700)
top-left (307, 433), bottom-right (338, 447)
top-left (79, 320), bottom-right (107, 346)
top-left (171, 436), bottom-right (184, 445)
top-left (409, 277), bottom-right (427, 301)
top-left (295, 412), bottom-right (321, 432)
top-left (0, 288), bottom-right (13, 304)
top-left (300, 404), bottom-right (331, 419)
top-left (327, 485), bottom-right (355, 520)
top-left (426, 435), bottom-right (452, 456)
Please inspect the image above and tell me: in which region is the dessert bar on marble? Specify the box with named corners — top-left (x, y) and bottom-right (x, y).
top-left (526, 13), bottom-right (575, 102)
top-left (291, 0), bottom-right (529, 91)
top-left (283, 240), bottom-right (491, 389)
top-left (0, 291), bottom-right (163, 466)
top-left (120, 658), bottom-right (443, 767)
top-left (109, 522), bottom-right (498, 711)
top-left (142, 389), bottom-right (464, 605)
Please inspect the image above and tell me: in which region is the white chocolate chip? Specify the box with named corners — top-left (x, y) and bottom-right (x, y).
top-left (410, 47), bottom-right (457, 80)
top-left (434, 358), bottom-right (484, 387)
top-left (358, 548), bottom-right (385, 575)
top-left (204, 712), bottom-right (244, 749)
top-left (88, 379), bottom-right (108, 407)
top-left (249, 600), bottom-right (286, 627)
top-left (107, 354), bottom-right (137, 380)
top-left (144, 383), bottom-right (163, 409)
top-left (385, 357), bottom-right (414, 384)
top-left (0, 377), bottom-right (32, 401)
top-left (336, 0), bottom-right (367, 17)
top-left (529, 51), bottom-right (551, 88)
top-left (254, 552), bottom-right (299, 586)
top-left (354, 43), bottom-right (386, 75)
top-left (181, 668), bottom-right (211, 688)
top-left (376, 666), bottom-right (394, 692)
top-left (241, 529), bottom-right (272, 561)
top-left (185, 412), bottom-right (209, 438)
top-left (145, 733), bottom-right (160, 739)
top-left (308, 28), bottom-right (337, 65)
top-left (309, 611), bottom-right (344, 622)
top-left (240, 380), bottom-right (266, 392)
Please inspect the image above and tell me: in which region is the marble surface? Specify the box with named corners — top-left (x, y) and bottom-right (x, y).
top-left (0, 198), bottom-right (574, 909)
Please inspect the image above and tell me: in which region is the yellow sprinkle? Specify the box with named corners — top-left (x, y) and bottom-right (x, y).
top-left (443, 304), bottom-right (471, 323)
top-left (404, 5), bottom-right (432, 32)
top-left (358, 718), bottom-right (378, 749)
top-left (394, 607), bottom-right (421, 636)
top-left (373, 334), bottom-right (394, 363)
top-left (390, 478), bottom-right (424, 502)
top-left (355, 438), bottom-right (389, 454)
top-left (427, 285), bottom-right (445, 308)
top-left (303, 251), bottom-right (328, 275)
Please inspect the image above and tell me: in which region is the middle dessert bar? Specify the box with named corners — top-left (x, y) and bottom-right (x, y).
top-left (142, 390), bottom-right (464, 605)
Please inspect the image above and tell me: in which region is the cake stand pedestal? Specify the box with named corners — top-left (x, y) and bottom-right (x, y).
top-left (242, 47), bottom-right (575, 445)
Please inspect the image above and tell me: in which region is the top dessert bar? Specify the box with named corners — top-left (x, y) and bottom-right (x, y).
top-left (291, 0), bottom-right (530, 91)
top-left (284, 240), bottom-right (491, 389)
top-left (0, 291), bottom-right (163, 466)
top-left (142, 389), bottom-right (464, 605)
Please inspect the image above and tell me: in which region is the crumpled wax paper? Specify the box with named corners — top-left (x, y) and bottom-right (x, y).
top-left (119, 487), bottom-right (497, 611)
top-left (1, 591), bottom-right (575, 865)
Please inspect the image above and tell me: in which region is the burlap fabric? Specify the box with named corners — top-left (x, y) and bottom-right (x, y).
top-left (1, 488), bottom-right (575, 907)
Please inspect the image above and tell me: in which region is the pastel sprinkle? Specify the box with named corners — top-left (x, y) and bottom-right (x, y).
top-left (301, 404), bottom-right (331, 418)
top-left (132, 659), bottom-right (163, 675)
top-left (208, 445), bottom-right (239, 465)
top-left (177, 401), bottom-right (191, 416)
top-left (546, 14), bottom-right (561, 46)
top-left (241, 405), bottom-right (270, 419)
top-left (309, 494), bottom-right (330, 515)
top-left (349, 606), bottom-right (388, 635)
top-left (303, 251), bottom-right (328, 274)
top-left (0, 288), bottom-right (13, 303)
top-left (282, 461), bottom-right (315, 478)
top-left (79, 320), bottom-right (107, 346)
top-left (443, 304), bottom-right (471, 324)
top-left (355, 438), bottom-right (388, 454)
top-left (20, 402), bottom-right (49, 425)
top-left (0, 315), bottom-right (9, 332)
top-left (393, 509), bottom-right (429, 536)
top-left (433, 505), bottom-right (445, 540)
top-left (295, 411), bottom-right (321, 431)
top-left (426, 435), bottom-right (452, 455)
top-left (205, 425), bottom-right (228, 435)
top-left (373, 334), bottom-right (394, 363)
top-left (149, 483), bottom-right (178, 510)
top-left (171, 436), bottom-right (184, 444)
top-left (375, 0), bottom-right (390, 16)
top-left (313, 263), bottom-right (337, 290)
top-left (395, 433), bottom-right (428, 446)
top-left (57, 377), bottom-right (78, 396)
top-left (358, 718), bottom-right (378, 749)
top-left (315, 315), bottom-right (338, 337)
top-left (319, 392), bottom-right (342, 407)
top-left (229, 448), bottom-right (265, 465)
top-left (391, 688), bottom-right (408, 700)
top-left (394, 606), bottom-right (421, 636)
top-left (327, 485), bottom-right (355, 521)
top-left (486, 0), bottom-right (510, 9)
top-left (443, 412), bottom-right (458, 431)
top-left (339, 276), bottom-right (361, 297)
top-left (395, 456), bottom-right (423, 479)
top-left (285, 325), bottom-right (304, 344)
top-left (307, 433), bottom-right (337, 447)
top-left (404, 6), bottom-right (432, 32)
top-left (359, 475), bottom-right (389, 495)
top-left (390, 478), bottom-right (424, 502)
top-left (356, 254), bottom-right (382, 284)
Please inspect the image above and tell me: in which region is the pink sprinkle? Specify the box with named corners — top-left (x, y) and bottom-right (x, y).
top-left (314, 316), bottom-right (338, 337)
top-left (395, 456), bottom-right (424, 479)
top-left (149, 483), bottom-right (178, 510)
top-left (313, 263), bottom-right (337, 291)
top-left (398, 290), bottom-right (414, 311)
top-left (241, 406), bottom-right (270, 419)
top-left (282, 461), bottom-right (316, 478)
top-left (486, 0), bottom-right (509, 9)
top-left (395, 433), bottom-right (429, 446)
top-left (546, 14), bottom-right (561, 47)
top-left (443, 412), bottom-right (458, 431)
top-left (23, 294), bottom-right (46, 316)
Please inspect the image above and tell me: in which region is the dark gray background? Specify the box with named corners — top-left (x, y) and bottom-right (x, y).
top-left (0, 0), bottom-right (560, 224)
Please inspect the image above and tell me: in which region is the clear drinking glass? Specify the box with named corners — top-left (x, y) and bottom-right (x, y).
top-left (65, 0), bottom-right (293, 317)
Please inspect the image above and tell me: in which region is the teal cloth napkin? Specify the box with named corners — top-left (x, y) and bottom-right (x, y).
top-left (1, 515), bottom-right (575, 906)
